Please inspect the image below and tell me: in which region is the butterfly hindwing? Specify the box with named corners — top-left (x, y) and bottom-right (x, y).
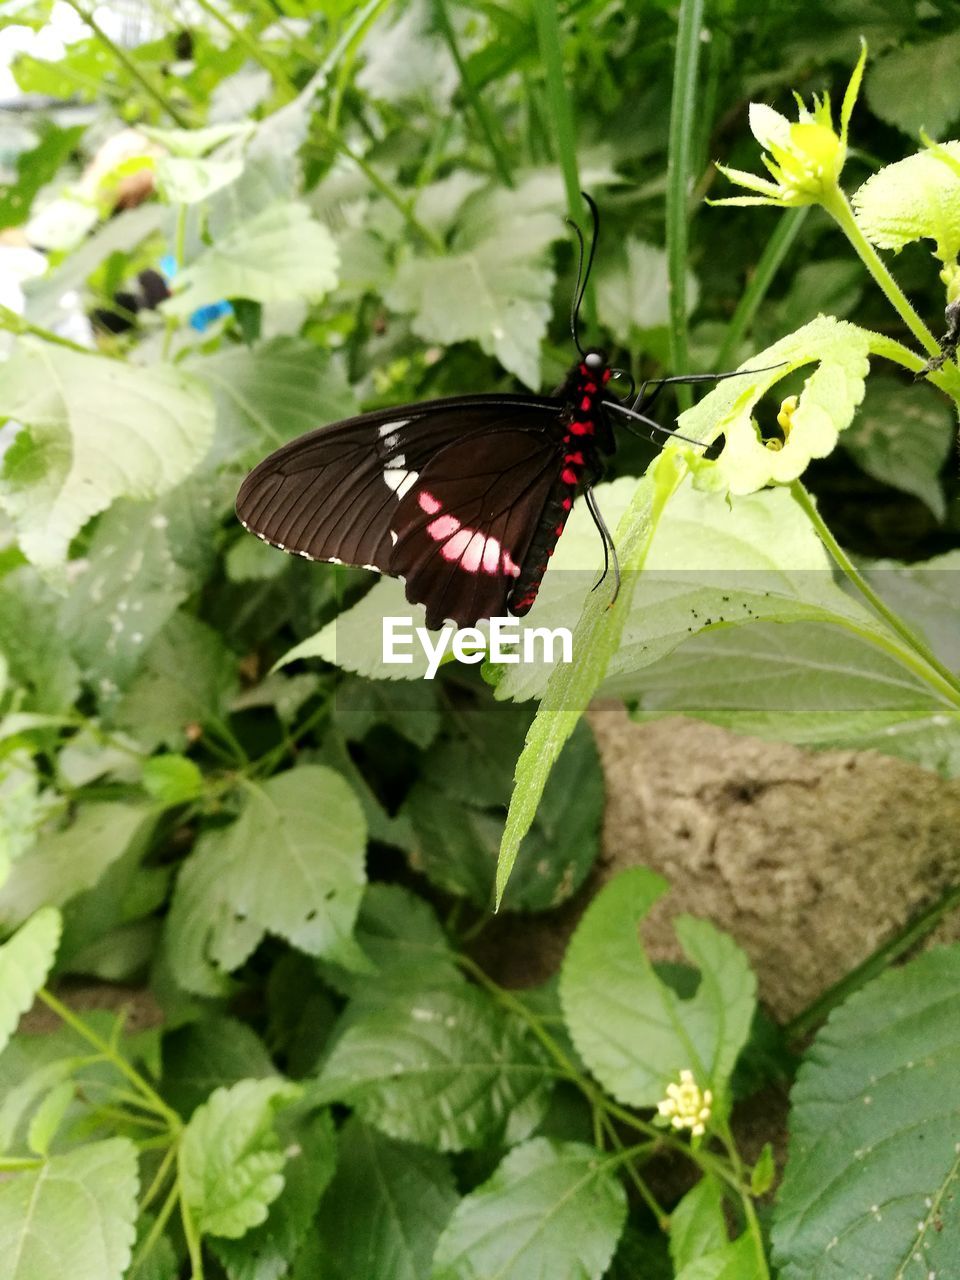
top-left (390, 428), bottom-right (566, 629)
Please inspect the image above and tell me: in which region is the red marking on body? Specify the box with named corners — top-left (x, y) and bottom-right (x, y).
top-left (561, 468), bottom-right (578, 485)
top-left (418, 491), bottom-right (441, 515)
top-left (564, 450), bottom-right (584, 466)
top-left (602, 368), bottom-right (612, 383)
top-left (580, 395), bottom-right (592, 412)
top-left (578, 362), bottom-right (588, 375)
top-left (554, 524), bottom-right (564, 536)
top-left (562, 497), bottom-right (572, 510)
top-left (584, 381), bottom-right (597, 393)
top-left (570, 420), bottom-right (593, 435)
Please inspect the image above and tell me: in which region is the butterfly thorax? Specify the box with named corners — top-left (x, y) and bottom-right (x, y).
top-left (509, 353), bottom-right (613, 616)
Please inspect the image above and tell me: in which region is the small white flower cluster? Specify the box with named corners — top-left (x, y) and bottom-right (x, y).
top-left (657, 1069), bottom-right (713, 1138)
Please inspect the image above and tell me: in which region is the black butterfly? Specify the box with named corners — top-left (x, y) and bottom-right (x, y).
top-left (236, 196), bottom-right (738, 630)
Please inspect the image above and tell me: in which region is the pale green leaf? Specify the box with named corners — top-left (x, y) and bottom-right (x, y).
top-left (866, 33), bottom-right (960, 139)
top-left (0, 804), bottom-right (146, 931)
top-left (559, 868), bottom-right (756, 1108)
top-left (140, 754), bottom-right (204, 805)
top-left (166, 765), bottom-right (366, 995)
top-left (597, 237), bottom-right (699, 343)
top-left (180, 1078), bottom-right (299, 1239)
top-left (620, 620), bottom-right (960, 775)
top-left (154, 154), bottom-right (246, 204)
top-left (385, 226), bottom-right (556, 389)
top-left (674, 1234), bottom-right (757, 1280)
top-left (772, 947), bottom-right (960, 1279)
top-left (0, 1137), bottom-right (138, 1280)
top-left (0, 909), bottom-right (61, 1058)
top-left (861, 550), bottom-right (960, 676)
top-left (317, 1118), bottom-right (457, 1280)
top-left (0, 569), bottom-right (79, 713)
top-left (0, 340), bottom-right (214, 568)
top-left (431, 1138), bottom-right (627, 1280)
top-left (852, 142), bottom-right (960, 259)
top-left (212, 1106), bottom-right (337, 1280)
top-left (26, 1080), bottom-right (73, 1157)
top-left (316, 985), bottom-right (552, 1151)
top-left (670, 1176), bottom-right (728, 1274)
top-left (842, 377), bottom-right (954, 519)
top-left (141, 122), bottom-right (256, 157)
top-left (682, 316), bottom-right (871, 495)
top-left (166, 203), bottom-right (338, 315)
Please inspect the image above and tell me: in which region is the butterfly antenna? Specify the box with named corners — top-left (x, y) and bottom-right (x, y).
top-left (566, 192), bottom-right (601, 358)
top-left (605, 399), bottom-right (706, 449)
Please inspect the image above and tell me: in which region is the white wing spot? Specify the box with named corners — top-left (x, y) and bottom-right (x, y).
top-left (390, 531), bottom-right (398, 545)
top-left (384, 468), bottom-right (419, 500)
top-left (379, 419), bottom-right (411, 437)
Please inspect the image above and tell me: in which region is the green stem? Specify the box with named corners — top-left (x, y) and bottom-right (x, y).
top-left (866, 332), bottom-right (960, 402)
top-left (191, 0), bottom-right (296, 94)
top-left (139, 1142), bottom-right (179, 1213)
top-left (787, 880), bottom-right (960, 1040)
top-left (434, 0), bottom-right (513, 187)
top-left (714, 207), bottom-right (808, 370)
top-left (718, 1122), bottom-right (769, 1276)
top-left (666, 0), bottom-right (705, 407)
top-left (821, 187), bottom-right (940, 357)
top-left (179, 1169), bottom-right (205, 1279)
top-left (0, 305), bottom-right (99, 355)
top-left (0, 1156), bottom-right (43, 1171)
top-left (61, 0), bottom-right (191, 126)
top-left (790, 481), bottom-right (960, 702)
top-left (38, 990), bottom-right (181, 1132)
top-left (88, 1102), bottom-right (168, 1132)
top-left (129, 1180), bottom-right (180, 1278)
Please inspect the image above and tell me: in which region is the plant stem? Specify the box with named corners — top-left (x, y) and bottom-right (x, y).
top-left (821, 187), bottom-right (940, 357)
top-left (0, 1156), bottom-right (43, 1171)
top-left (0, 305), bottom-right (98, 355)
top-left (139, 1142), bottom-right (179, 1213)
top-left (434, 0), bottom-right (513, 187)
top-left (61, 0), bottom-right (191, 127)
top-left (718, 1121), bottom-right (769, 1276)
top-left (38, 989), bottom-right (181, 1131)
top-left (713, 207), bottom-right (808, 370)
top-left (666, 0), bottom-right (705, 408)
top-left (192, 0), bottom-right (296, 95)
top-left (180, 1173), bottom-right (205, 1279)
top-left (129, 1179), bottom-right (180, 1278)
top-left (790, 481), bottom-right (960, 702)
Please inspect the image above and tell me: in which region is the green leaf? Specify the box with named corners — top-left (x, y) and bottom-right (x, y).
top-left (13, 39), bottom-right (118, 101)
top-left (559, 868), bottom-right (756, 1108)
top-left (772, 947), bottom-right (960, 1278)
top-left (316, 985), bottom-right (552, 1151)
top-left (162, 1015), bottom-right (278, 1118)
top-left (0, 569), bottom-right (79, 712)
top-left (669, 1176), bottom-right (728, 1274)
top-left (166, 765), bottom-right (366, 995)
top-left (141, 122), bottom-right (256, 157)
top-left (191, 338), bottom-right (356, 466)
top-left (154, 154), bottom-right (246, 204)
top-left (0, 123), bottom-right (85, 231)
top-left (596, 237), bottom-right (698, 344)
top-left (674, 1234), bottom-right (757, 1280)
top-left (141, 754), bottom-right (204, 805)
top-left (26, 1080), bottom-right (74, 1157)
top-left (853, 141), bottom-right (960, 260)
top-left (165, 203), bottom-right (338, 315)
top-left (619, 620), bottom-right (960, 775)
top-left (0, 909), bottom-right (61, 1058)
top-left (841, 377), bottom-right (954, 519)
top-left (0, 340), bottom-right (214, 568)
top-left (317, 1118), bottom-right (457, 1280)
top-left (406, 712), bottom-right (603, 911)
top-left (750, 1143), bottom-right (775, 1196)
top-left (385, 218), bottom-right (559, 388)
top-left (431, 1138), bottom-right (627, 1280)
top-left (61, 499), bottom-right (191, 703)
top-left (0, 804), bottom-right (147, 931)
top-left (179, 1078), bottom-right (299, 1239)
top-left (683, 317), bottom-right (871, 496)
top-left (866, 32), bottom-right (960, 139)
top-left (0, 1137), bottom-right (138, 1280)
top-left (212, 1105), bottom-right (337, 1280)
top-left (112, 612), bottom-right (238, 751)
top-left (861, 549), bottom-right (960, 676)
top-left (0, 750), bottom-right (50, 876)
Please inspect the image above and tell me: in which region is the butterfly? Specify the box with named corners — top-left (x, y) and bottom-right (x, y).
top-left (236, 196), bottom-right (738, 630)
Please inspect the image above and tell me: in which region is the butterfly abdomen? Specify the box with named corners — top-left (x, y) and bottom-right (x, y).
top-left (509, 360), bottom-right (611, 616)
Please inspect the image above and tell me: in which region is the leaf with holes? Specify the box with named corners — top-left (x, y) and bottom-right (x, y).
top-left (560, 868), bottom-right (756, 1110)
top-left (179, 1078), bottom-right (300, 1239)
top-left (0, 1137), bottom-right (138, 1280)
top-left (0, 340), bottom-right (214, 569)
top-left (772, 947), bottom-right (960, 1278)
top-left (317, 1118), bottom-right (457, 1280)
top-left (315, 985), bottom-right (552, 1151)
top-left (431, 1138), bottom-right (627, 1280)
top-left (165, 765), bottom-right (366, 996)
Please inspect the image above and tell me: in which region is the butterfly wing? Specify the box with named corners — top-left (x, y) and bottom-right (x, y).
top-left (390, 429), bottom-right (565, 628)
top-left (235, 395), bottom-right (562, 577)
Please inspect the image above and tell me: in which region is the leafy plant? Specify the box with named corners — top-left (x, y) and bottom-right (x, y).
top-left (1, 1), bottom-right (959, 1277)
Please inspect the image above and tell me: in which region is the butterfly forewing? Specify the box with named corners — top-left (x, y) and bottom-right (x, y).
top-left (391, 428), bottom-right (565, 629)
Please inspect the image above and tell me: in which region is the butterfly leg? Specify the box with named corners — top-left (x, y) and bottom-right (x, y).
top-left (584, 483), bottom-right (620, 607)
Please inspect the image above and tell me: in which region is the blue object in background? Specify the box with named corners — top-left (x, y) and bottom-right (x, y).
top-left (159, 254), bottom-right (233, 332)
